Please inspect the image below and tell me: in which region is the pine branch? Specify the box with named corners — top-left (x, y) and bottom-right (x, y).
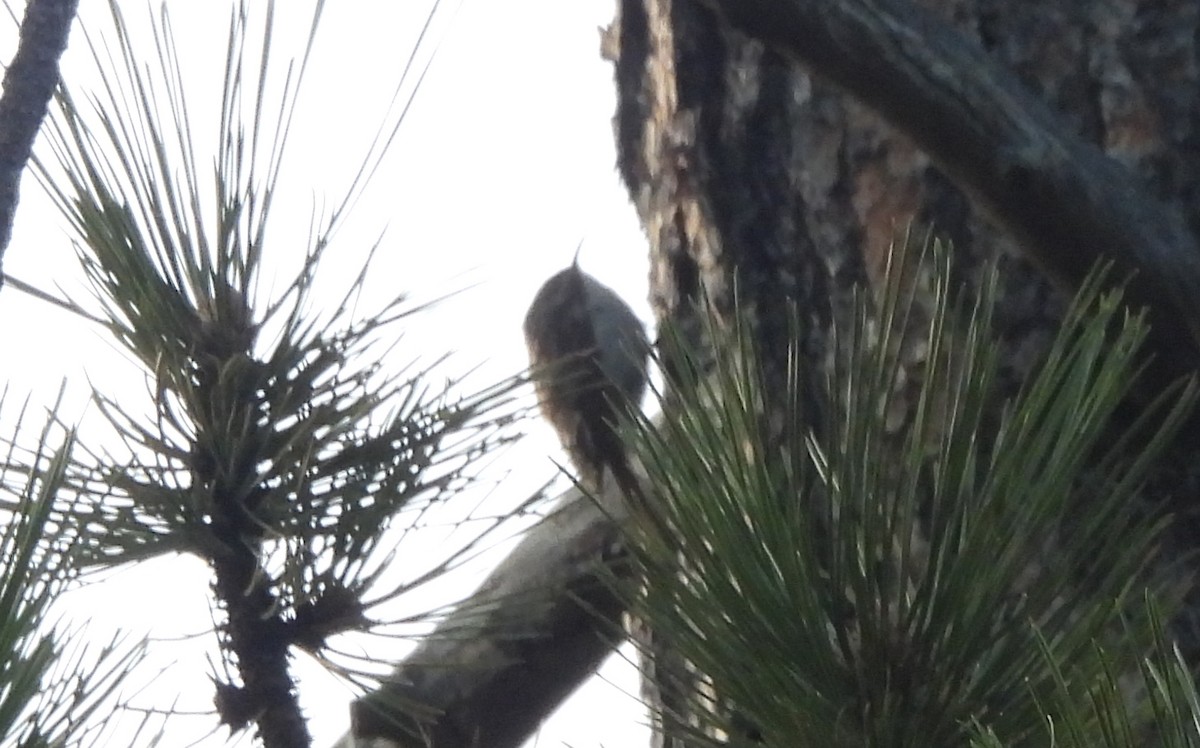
top-left (32, 3), bottom-right (520, 745)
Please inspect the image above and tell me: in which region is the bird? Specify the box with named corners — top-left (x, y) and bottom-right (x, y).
top-left (523, 256), bottom-right (649, 490)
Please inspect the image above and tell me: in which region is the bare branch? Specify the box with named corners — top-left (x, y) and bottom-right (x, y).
top-left (347, 484), bottom-right (628, 748)
top-left (698, 0), bottom-right (1200, 376)
top-left (0, 0), bottom-right (78, 273)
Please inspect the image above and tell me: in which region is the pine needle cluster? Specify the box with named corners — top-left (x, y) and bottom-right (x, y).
top-left (619, 236), bottom-right (1200, 747)
top-left (2, 1), bottom-right (527, 745)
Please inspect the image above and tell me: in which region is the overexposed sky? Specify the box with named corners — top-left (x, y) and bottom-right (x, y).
top-left (0, 1), bottom-right (650, 745)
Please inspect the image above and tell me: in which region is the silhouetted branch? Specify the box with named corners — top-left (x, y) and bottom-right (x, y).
top-left (0, 0), bottom-right (78, 274)
top-left (345, 484), bottom-right (628, 748)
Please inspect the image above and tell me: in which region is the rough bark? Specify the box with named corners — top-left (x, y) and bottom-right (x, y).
top-left (343, 0), bottom-right (1200, 744)
top-left (0, 0), bottom-right (79, 277)
top-left (613, 0), bottom-right (1200, 743)
top-left (696, 0), bottom-right (1200, 379)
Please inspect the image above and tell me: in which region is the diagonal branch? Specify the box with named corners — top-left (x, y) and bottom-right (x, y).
top-left (0, 0), bottom-right (78, 274)
top-left (699, 0), bottom-right (1200, 377)
top-left (344, 483), bottom-right (628, 748)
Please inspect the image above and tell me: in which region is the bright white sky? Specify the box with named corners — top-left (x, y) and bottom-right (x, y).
top-left (0, 1), bottom-right (651, 745)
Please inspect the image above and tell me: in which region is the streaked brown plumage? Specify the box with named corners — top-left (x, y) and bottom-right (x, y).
top-left (524, 260), bottom-right (649, 489)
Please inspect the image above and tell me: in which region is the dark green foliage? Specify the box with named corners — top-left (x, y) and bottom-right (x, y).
top-left (619, 235), bottom-right (1197, 747)
top-left (0, 393), bottom-right (151, 747)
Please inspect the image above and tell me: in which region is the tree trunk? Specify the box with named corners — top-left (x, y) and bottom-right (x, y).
top-left (346, 1), bottom-right (1200, 744)
top-left (610, 0), bottom-right (1200, 742)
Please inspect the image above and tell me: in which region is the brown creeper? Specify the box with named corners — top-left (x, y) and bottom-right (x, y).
top-left (524, 259), bottom-right (649, 489)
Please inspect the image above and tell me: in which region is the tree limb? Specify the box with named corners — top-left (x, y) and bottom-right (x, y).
top-left (343, 483), bottom-right (629, 748)
top-left (0, 0), bottom-right (79, 275)
top-left (698, 0), bottom-right (1200, 376)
